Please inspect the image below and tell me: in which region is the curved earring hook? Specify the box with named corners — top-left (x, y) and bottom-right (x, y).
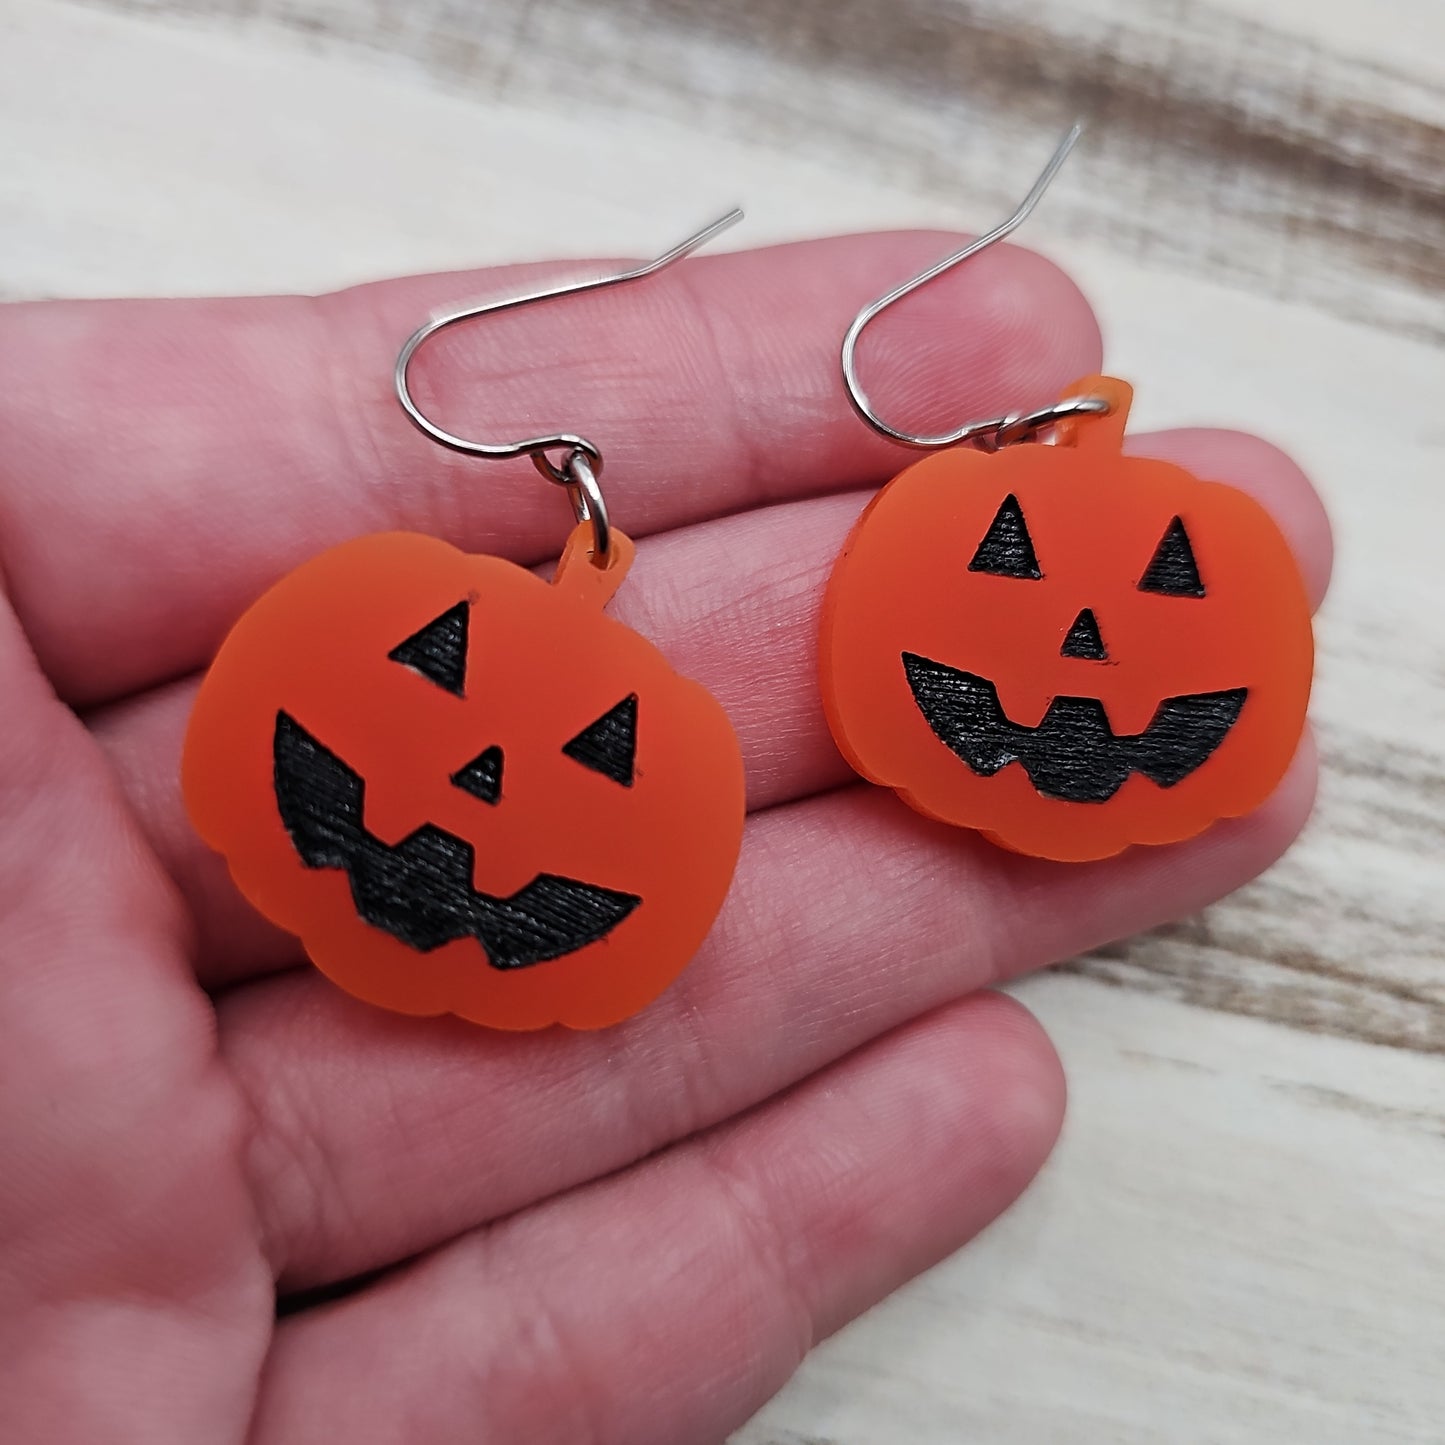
top-left (394, 208), bottom-right (743, 562)
top-left (841, 124), bottom-right (1108, 451)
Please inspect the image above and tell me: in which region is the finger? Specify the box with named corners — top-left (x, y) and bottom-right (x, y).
top-left (228, 737), bottom-right (1314, 1291)
top-left (93, 424), bottom-right (1331, 986)
top-left (0, 232), bottom-right (1100, 706)
top-left (251, 993), bottom-right (1063, 1445)
top-left (0, 589), bottom-right (268, 1441)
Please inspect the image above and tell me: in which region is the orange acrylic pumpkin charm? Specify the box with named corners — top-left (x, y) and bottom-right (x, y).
top-left (184, 525), bottom-right (745, 1030)
top-left (185, 212), bottom-right (750, 1029)
top-left (820, 377), bottom-right (1314, 861)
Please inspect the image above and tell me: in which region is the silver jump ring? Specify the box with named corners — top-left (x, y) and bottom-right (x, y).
top-left (560, 450), bottom-right (611, 565)
top-left (978, 394), bottom-right (1112, 452)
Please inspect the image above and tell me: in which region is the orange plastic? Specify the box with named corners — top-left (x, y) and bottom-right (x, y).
top-left (183, 526), bottom-right (745, 1029)
top-left (820, 377), bottom-right (1314, 861)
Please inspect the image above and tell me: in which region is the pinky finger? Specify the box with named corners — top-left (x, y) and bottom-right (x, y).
top-left (252, 993), bottom-right (1065, 1445)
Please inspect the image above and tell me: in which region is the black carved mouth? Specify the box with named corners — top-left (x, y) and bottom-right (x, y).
top-left (272, 712), bottom-right (640, 967)
top-left (902, 653), bottom-right (1247, 804)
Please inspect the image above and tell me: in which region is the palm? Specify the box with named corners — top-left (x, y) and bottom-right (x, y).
top-left (0, 233), bottom-right (1329, 1444)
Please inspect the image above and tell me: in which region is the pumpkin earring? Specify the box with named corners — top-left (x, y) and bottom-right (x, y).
top-left (183, 213), bottom-right (748, 1030)
top-left (819, 128), bottom-right (1314, 862)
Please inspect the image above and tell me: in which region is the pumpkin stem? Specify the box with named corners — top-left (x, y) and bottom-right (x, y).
top-left (1055, 376), bottom-right (1133, 453)
top-left (552, 523), bottom-right (635, 609)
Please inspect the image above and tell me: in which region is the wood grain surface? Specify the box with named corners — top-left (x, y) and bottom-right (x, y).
top-left (75, 0), bottom-right (1445, 341)
top-left (2, 0), bottom-right (1442, 1440)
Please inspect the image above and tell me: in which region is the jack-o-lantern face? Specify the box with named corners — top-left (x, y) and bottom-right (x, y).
top-left (184, 527), bottom-right (745, 1029)
top-left (820, 378), bottom-right (1313, 861)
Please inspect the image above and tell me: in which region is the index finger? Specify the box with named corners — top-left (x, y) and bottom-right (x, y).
top-left (0, 232), bottom-right (1100, 705)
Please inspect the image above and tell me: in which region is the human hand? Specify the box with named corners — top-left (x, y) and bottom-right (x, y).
top-left (0, 233), bottom-right (1331, 1444)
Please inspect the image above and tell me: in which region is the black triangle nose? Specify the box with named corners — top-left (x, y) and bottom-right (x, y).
top-left (1060, 608), bottom-right (1108, 661)
top-left (450, 745), bottom-right (504, 805)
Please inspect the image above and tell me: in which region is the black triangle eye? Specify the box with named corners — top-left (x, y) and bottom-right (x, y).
top-left (388, 601), bottom-right (469, 695)
top-left (969, 494), bottom-right (1041, 579)
top-left (1139, 517), bottom-right (1205, 597)
top-left (451, 746), bottom-right (503, 805)
top-left (562, 695), bottom-right (637, 787)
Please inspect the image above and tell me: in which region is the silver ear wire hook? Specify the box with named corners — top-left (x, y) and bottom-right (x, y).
top-left (395, 208), bottom-right (744, 564)
top-left (841, 124), bottom-right (1109, 452)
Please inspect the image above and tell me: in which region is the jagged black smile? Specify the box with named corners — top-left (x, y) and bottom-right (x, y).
top-left (273, 712), bottom-right (641, 966)
top-left (902, 653), bottom-right (1246, 804)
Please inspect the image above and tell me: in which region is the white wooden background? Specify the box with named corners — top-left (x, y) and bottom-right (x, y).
top-left (2, 0), bottom-right (1443, 1440)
